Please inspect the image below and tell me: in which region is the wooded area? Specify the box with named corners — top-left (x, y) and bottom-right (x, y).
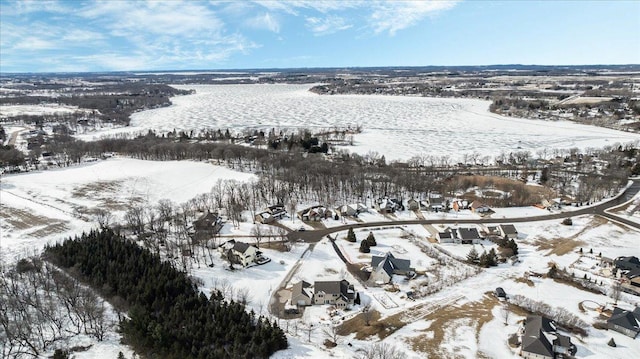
top-left (44, 229), bottom-right (288, 359)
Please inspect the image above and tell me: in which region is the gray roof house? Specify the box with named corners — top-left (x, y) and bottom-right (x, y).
top-left (614, 256), bottom-right (640, 272)
top-left (457, 227), bottom-right (481, 244)
top-left (607, 307), bottom-right (640, 338)
top-left (520, 316), bottom-right (576, 359)
top-left (291, 280), bottom-right (314, 307)
top-left (498, 224), bottom-right (518, 239)
top-left (369, 252), bottom-right (415, 284)
top-left (436, 228), bottom-right (456, 243)
top-left (313, 280), bottom-right (356, 308)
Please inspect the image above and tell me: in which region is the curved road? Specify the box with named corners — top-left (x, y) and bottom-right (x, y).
top-left (287, 178), bottom-right (640, 243)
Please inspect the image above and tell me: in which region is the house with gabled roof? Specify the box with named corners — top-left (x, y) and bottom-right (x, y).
top-left (520, 315), bottom-right (576, 359)
top-left (377, 197), bottom-right (403, 213)
top-left (607, 307), bottom-right (640, 338)
top-left (313, 279), bottom-right (356, 308)
top-left (428, 196), bottom-right (444, 212)
top-left (470, 200), bottom-right (493, 216)
top-left (457, 227), bottom-right (481, 244)
top-left (436, 228), bottom-right (456, 243)
top-left (267, 204), bottom-right (287, 219)
top-left (192, 211), bottom-right (224, 239)
top-left (498, 224), bottom-right (518, 239)
top-left (299, 205), bottom-right (333, 221)
top-left (369, 252), bottom-right (415, 284)
top-left (220, 240), bottom-right (270, 267)
top-left (291, 280), bottom-right (314, 307)
top-left (336, 203), bottom-right (367, 217)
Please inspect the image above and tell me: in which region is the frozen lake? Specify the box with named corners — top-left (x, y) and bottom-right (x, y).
top-left (120, 84), bottom-right (640, 161)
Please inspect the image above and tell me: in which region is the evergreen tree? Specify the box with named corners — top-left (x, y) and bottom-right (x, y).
top-left (359, 240), bottom-right (371, 253)
top-left (547, 264), bottom-right (558, 278)
top-left (346, 228), bottom-right (356, 242)
top-left (365, 232), bottom-right (377, 246)
top-left (508, 239), bottom-right (518, 255)
top-left (487, 248), bottom-right (498, 266)
top-left (466, 247), bottom-right (480, 264)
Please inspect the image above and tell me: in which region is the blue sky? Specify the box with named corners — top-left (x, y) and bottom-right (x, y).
top-left (1, 0), bottom-right (639, 72)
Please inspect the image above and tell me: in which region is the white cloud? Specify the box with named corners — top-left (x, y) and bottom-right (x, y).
top-left (305, 16), bottom-right (352, 36)
top-left (368, 0), bottom-right (459, 35)
top-left (0, 0), bottom-right (70, 16)
top-left (246, 13), bottom-right (281, 33)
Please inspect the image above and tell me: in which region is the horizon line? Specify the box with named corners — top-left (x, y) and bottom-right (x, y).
top-left (2, 63), bottom-right (640, 75)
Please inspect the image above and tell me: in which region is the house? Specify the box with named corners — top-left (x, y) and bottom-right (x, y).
top-left (607, 307), bottom-right (640, 338)
top-left (457, 227), bottom-right (482, 244)
top-left (614, 256), bottom-right (640, 290)
top-left (369, 252), bottom-right (415, 284)
top-left (267, 204), bottom-right (287, 219)
top-left (299, 206), bottom-right (333, 221)
top-left (614, 256), bottom-right (640, 272)
top-left (224, 240), bottom-right (269, 267)
top-left (498, 224), bottom-right (518, 239)
top-left (336, 203), bottom-right (367, 217)
top-left (313, 280), bottom-right (356, 308)
top-left (192, 211), bottom-right (224, 240)
top-left (436, 228), bottom-right (456, 244)
top-left (291, 280), bottom-right (314, 307)
top-left (541, 198), bottom-right (562, 211)
top-left (485, 226), bottom-right (501, 236)
top-left (428, 196), bottom-right (444, 212)
top-left (377, 197), bottom-right (403, 213)
top-left (520, 315), bottom-right (576, 359)
top-left (470, 201), bottom-right (493, 216)
top-left (255, 211), bottom-right (275, 224)
top-left (407, 198), bottom-right (422, 211)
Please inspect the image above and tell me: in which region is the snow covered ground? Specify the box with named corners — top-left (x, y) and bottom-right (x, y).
top-left (0, 157), bottom-right (255, 260)
top-left (0, 104), bottom-right (89, 117)
top-left (2, 156), bottom-right (640, 358)
top-left (74, 84), bottom-right (640, 162)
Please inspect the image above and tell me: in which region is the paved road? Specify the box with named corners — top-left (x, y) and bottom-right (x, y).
top-left (286, 178), bottom-right (640, 243)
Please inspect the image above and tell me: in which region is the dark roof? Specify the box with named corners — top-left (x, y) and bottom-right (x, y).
top-left (193, 211), bottom-right (221, 230)
top-left (521, 316), bottom-right (556, 357)
top-left (233, 241), bottom-right (252, 253)
top-left (608, 307), bottom-right (640, 332)
top-left (495, 287), bottom-right (506, 297)
top-left (499, 224), bottom-right (518, 235)
top-left (438, 231), bottom-right (453, 239)
top-left (458, 227), bottom-right (480, 240)
top-left (371, 252), bottom-right (412, 276)
top-left (615, 256), bottom-right (640, 271)
top-left (314, 279), bottom-right (354, 300)
top-left (553, 334), bottom-right (572, 348)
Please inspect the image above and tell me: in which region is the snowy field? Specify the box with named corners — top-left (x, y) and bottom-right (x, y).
top-left (78, 84), bottom-right (640, 161)
top-left (0, 157), bottom-right (255, 260)
top-left (0, 104), bottom-right (89, 117)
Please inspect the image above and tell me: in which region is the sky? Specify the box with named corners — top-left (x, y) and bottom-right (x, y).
top-left (1, 0), bottom-right (639, 73)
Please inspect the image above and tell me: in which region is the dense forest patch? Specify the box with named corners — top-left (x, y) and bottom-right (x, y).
top-left (44, 228), bottom-right (287, 358)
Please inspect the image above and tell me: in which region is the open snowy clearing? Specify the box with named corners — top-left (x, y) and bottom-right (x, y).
top-left (77, 84), bottom-right (640, 161)
top-left (0, 104), bottom-right (90, 117)
top-left (0, 157), bottom-right (255, 260)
